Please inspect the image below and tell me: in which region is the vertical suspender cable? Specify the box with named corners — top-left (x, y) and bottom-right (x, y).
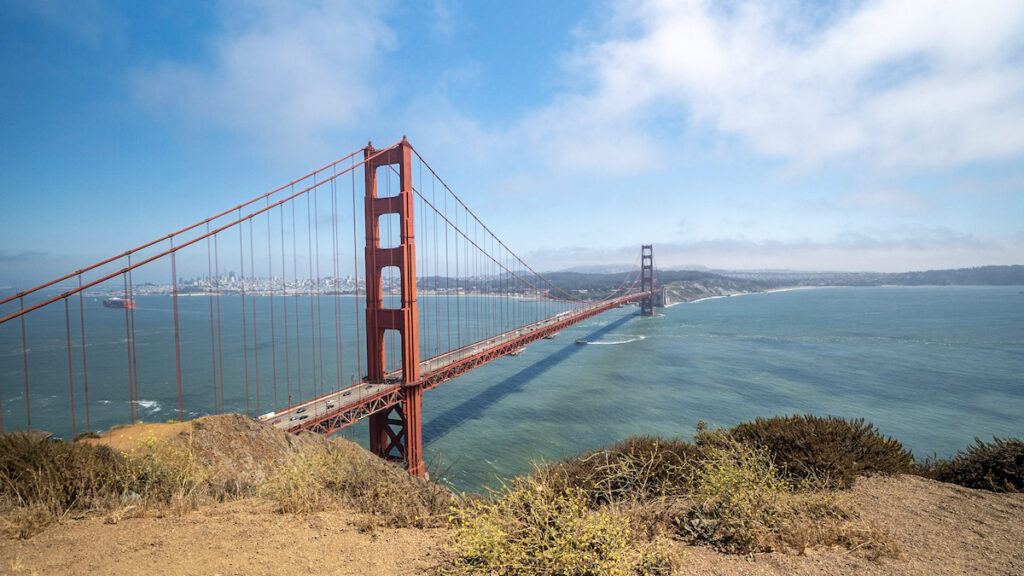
top-left (239, 209), bottom-right (250, 413)
top-left (207, 223), bottom-right (218, 413)
top-left (63, 298), bottom-right (76, 438)
top-left (19, 297), bottom-right (31, 429)
top-left (250, 217), bottom-right (260, 411)
top-left (171, 244), bottom-right (183, 422)
top-left (127, 257), bottom-right (139, 412)
top-left (122, 274), bottom-right (134, 422)
top-left (280, 203), bottom-right (292, 407)
top-left (351, 156), bottom-right (362, 381)
top-left (214, 234), bottom-right (225, 410)
top-left (331, 166), bottom-right (343, 392)
top-left (266, 202), bottom-right (278, 408)
top-left (291, 199), bottom-right (302, 403)
top-left (77, 274), bottom-right (90, 431)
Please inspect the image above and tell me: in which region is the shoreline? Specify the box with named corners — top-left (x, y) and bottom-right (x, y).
top-left (683, 285), bottom-right (823, 305)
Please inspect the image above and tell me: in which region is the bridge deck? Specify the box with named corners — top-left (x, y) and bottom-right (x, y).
top-left (259, 292), bottom-right (648, 435)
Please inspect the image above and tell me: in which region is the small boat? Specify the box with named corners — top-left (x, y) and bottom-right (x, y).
top-left (574, 339), bottom-right (587, 345)
top-left (507, 348), bottom-right (525, 356)
top-left (102, 297), bottom-right (136, 309)
top-left (543, 332), bottom-right (559, 340)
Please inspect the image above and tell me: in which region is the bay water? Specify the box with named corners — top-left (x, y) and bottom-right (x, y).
top-left (2, 286), bottom-right (1022, 492)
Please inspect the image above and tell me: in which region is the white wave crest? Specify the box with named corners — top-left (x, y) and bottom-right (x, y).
top-left (133, 399), bottom-right (160, 410)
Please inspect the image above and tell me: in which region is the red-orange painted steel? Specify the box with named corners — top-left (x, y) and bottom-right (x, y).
top-left (287, 290), bottom-right (651, 438)
top-left (363, 138), bottom-right (425, 477)
top-left (641, 245), bottom-right (655, 316)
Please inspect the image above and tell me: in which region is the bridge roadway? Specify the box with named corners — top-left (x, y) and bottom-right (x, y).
top-left (258, 292), bottom-right (649, 435)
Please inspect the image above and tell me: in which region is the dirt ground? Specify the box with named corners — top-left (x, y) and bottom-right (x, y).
top-left (0, 499), bottom-right (443, 576)
top-left (81, 421), bottom-right (193, 452)
top-left (5, 418), bottom-right (1022, 575)
top-left (3, 474), bottom-right (1022, 576)
top-left (674, 474), bottom-right (1024, 576)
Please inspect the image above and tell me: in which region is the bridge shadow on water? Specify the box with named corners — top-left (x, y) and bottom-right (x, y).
top-left (423, 311), bottom-right (638, 441)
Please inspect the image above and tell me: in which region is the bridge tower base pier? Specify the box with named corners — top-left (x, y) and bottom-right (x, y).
top-left (364, 138), bottom-right (425, 477)
top-left (367, 385), bottom-right (424, 476)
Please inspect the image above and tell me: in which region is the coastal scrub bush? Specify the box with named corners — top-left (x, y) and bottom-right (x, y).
top-left (444, 475), bottom-right (677, 576)
top-left (1, 432), bottom-right (132, 509)
top-left (0, 431), bottom-right (136, 537)
top-left (537, 436), bottom-right (700, 504)
top-left (724, 415), bottom-right (914, 488)
top-left (919, 437), bottom-right (1024, 493)
top-left (678, 433), bottom-right (791, 552)
top-left (0, 429), bottom-right (219, 537)
top-left (678, 432), bottom-right (897, 557)
top-left (263, 443), bottom-right (453, 527)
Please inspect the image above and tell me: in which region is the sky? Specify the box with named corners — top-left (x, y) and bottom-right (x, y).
top-left (1, 0), bottom-right (1023, 287)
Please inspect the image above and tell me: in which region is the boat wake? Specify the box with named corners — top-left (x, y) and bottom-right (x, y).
top-left (582, 335), bottom-right (646, 346)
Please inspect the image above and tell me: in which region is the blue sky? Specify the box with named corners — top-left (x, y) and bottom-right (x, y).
top-left (2, 0), bottom-right (1023, 286)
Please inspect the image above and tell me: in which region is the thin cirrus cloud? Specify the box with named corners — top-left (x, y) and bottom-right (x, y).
top-left (517, 0), bottom-right (1024, 172)
top-left (526, 226), bottom-right (1019, 273)
top-left (133, 0), bottom-right (395, 162)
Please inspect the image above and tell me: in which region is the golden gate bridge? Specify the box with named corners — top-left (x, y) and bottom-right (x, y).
top-left (0, 138), bottom-right (657, 477)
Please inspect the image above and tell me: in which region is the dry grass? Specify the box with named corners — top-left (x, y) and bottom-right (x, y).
top-left (262, 442), bottom-right (453, 528)
top-left (0, 430), bottom-right (208, 537)
top-left (2, 415), bottom-right (454, 537)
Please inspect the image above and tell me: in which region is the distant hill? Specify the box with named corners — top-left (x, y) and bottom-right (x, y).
top-left (540, 269), bottom-right (771, 302)
top-left (413, 265), bottom-right (1022, 303)
top-left (717, 265), bottom-right (1024, 287)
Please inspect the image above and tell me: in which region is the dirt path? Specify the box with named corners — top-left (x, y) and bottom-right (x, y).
top-left (1, 500), bottom-right (442, 576)
top-left (3, 475), bottom-right (1021, 575)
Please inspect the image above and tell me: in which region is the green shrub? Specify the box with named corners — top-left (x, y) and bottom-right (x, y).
top-left (724, 415), bottom-right (914, 488)
top-left (679, 433), bottom-right (791, 552)
top-left (677, 433), bottom-right (897, 557)
top-left (920, 437), bottom-right (1024, 493)
top-left (444, 475), bottom-right (677, 575)
top-left (538, 436), bottom-right (700, 505)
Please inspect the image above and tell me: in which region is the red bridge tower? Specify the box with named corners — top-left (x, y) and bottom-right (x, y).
top-left (363, 138), bottom-right (425, 477)
top-left (640, 244), bottom-right (655, 316)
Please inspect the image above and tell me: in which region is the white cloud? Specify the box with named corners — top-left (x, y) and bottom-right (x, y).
top-left (527, 226), bottom-right (1024, 272)
top-left (523, 0), bottom-right (1024, 172)
top-left (134, 0), bottom-right (395, 161)
top-left (841, 188), bottom-right (928, 213)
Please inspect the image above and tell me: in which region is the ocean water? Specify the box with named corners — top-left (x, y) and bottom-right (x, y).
top-left (3, 286), bottom-right (1023, 492)
top-left (398, 286), bottom-right (1024, 491)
